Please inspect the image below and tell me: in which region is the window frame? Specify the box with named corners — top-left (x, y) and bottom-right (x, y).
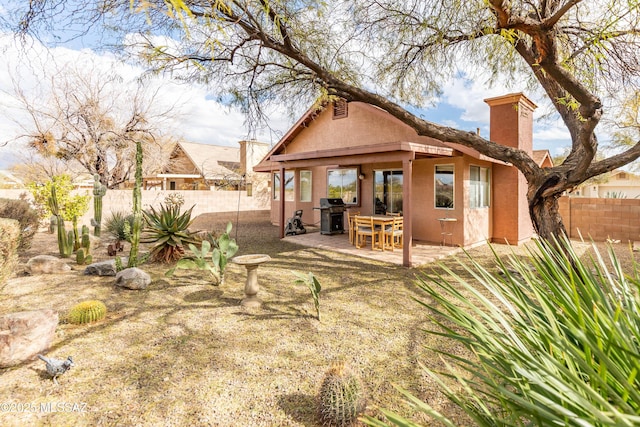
top-left (327, 167), bottom-right (359, 205)
top-left (299, 170), bottom-right (312, 202)
top-left (469, 165), bottom-right (490, 209)
top-left (435, 164), bottom-right (455, 209)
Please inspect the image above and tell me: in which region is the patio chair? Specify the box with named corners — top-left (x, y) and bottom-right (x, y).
top-left (383, 216), bottom-right (403, 251)
top-left (347, 211), bottom-right (360, 245)
top-left (354, 216), bottom-right (382, 250)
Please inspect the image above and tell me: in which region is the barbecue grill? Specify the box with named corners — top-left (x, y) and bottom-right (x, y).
top-left (316, 198), bottom-right (346, 235)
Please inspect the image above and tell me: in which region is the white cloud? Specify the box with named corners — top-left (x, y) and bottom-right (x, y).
top-left (0, 32), bottom-right (288, 169)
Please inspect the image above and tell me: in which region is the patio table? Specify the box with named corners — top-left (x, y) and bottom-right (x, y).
top-left (355, 215), bottom-right (396, 251)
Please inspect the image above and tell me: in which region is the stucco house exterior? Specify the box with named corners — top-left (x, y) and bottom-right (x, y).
top-left (144, 140), bottom-right (270, 192)
top-left (573, 169), bottom-right (640, 199)
top-left (254, 93), bottom-right (545, 266)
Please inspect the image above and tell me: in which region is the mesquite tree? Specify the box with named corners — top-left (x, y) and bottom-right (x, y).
top-left (8, 0), bottom-right (640, 241)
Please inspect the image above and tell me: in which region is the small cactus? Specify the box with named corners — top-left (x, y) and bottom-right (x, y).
top-left (66, 300), bottom-right (107, 324)
top-left (76, 225), bottom-right (92, 264)
top-left (318, 361), bottom-right (367, 426)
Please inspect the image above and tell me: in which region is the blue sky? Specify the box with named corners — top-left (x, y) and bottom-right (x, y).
top-left (0, 9), bottom-right (575, 170)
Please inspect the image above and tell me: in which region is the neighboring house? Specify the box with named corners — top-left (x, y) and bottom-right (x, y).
top-left (573, 169), bottom-right (640, 199)
top-left (0, 170), bottom-right (24, 189)
top-left (145, 140), bottom-right (270, 191)
top-left (254, 93), bottom-right (547, 266)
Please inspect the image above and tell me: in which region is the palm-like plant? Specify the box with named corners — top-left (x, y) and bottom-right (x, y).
top-left (142, 203), bottom-right (198, 263)
top-left (365, 236), bottom-right (640, 427)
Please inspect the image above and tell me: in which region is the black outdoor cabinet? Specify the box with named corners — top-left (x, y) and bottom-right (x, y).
top-left (317, 198), bottom-right (346, 235)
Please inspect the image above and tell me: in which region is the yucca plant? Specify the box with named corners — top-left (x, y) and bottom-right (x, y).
top-left (142, 203), bottom-right (198, 263)
top-left (365, 236), bottom-right (640, 427)
top-left (104, 211), bottom-right (135, 242)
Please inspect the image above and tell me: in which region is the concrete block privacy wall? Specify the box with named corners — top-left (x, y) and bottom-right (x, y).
top-left (559, 196), bottom-right (640, 243)
top-left (0, 189), bottom-right (270, 229)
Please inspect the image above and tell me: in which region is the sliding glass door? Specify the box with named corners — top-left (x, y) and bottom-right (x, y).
top-left (374, 170), bottom-right (403, 214)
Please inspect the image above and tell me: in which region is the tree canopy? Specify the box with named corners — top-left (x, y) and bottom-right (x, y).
top-left (5, 0), bottom-right (640, 239)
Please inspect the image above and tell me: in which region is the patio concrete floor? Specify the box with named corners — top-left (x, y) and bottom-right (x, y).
top-left (282, 229), bottom-right (463, 267)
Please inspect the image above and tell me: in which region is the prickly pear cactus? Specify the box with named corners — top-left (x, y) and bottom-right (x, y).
top-left (318, 361), bottom-right (367, 426)
top-left (66, 300), bottom-right (107, 324)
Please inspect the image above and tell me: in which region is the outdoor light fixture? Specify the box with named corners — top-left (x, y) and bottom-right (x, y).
top-left (358, 173), bottom-right (365, 180)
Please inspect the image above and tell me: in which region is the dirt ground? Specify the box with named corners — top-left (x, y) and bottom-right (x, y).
top-left (1, 216), bottom-right (638, 426)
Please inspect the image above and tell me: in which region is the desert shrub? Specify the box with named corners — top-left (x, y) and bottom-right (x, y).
top-left (0, 198), bottom-right (39, 249)
top-left (0, 218), bottom-right (20, 287)
top-left (365, 237), bottom-right (640, 427)
top-left (104, 211), bottom-right (135, 242)
top-left (142, 204), bottom-right (198, 263)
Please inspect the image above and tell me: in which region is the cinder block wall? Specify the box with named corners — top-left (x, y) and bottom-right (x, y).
top-left (559, 196), bottom-right (640, 242)
top-left (0, 189), bottom-right (270, 228)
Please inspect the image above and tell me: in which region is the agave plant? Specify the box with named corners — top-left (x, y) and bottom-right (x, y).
top-left (365, 236), bottom-right (640, 427)
top-left (142, 203), bottom-right (198, 263)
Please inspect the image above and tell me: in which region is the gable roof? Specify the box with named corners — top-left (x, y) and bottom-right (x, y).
top-left (165, 141), bottom-right (241, 180)
top-left (532, 149), bottom-right (553, 167)
top-left (254, 100), bottom-right (510, 172)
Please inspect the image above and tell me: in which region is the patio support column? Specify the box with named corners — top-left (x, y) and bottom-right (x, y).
top-left (402, 157), bottom-right (413, 267)
top-left (279, 167), bottom-right (286, 239)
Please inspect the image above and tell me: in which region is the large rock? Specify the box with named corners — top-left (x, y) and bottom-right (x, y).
top-left (115, 267), bottom-right (151, 290)
top-left (26, 255), bottom-right (71, 275)
top-left (84, 258), bottom-right (128, 276)
top-left (0, 309), bottom-right (59, 368)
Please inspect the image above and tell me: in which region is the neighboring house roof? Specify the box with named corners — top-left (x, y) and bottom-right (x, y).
top-left (162, 141), bottom-right (241, 180)
top-left (532, 150), bottom-right (553, 167)
top-left (0, 169), bottom-right (24, 188)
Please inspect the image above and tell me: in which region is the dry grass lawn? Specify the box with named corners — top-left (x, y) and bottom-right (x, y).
top-left (0, 215), bottom-right (637, 426)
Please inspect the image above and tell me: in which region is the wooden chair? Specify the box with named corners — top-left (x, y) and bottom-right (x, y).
top-left (354, 216), bottom-right (382, 250)
top-left (347, 211), bottom-right (360, 245)
top-left (383, 216), bottom-right (403, 251)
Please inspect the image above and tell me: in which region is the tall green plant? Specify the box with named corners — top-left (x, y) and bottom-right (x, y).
top-left (365, 237), bottom-right (640, 427)
top-left (92, 174), bottom-right (107, 236)
top-left (127, 140), bottom-right (143, 268)
top-left (47, 185), bottom-right (74, 257)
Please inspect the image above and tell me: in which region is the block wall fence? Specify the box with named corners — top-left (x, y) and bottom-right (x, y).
top-left (558, 196), bottom-right (640, 243)
top-left (0, 189), bottom-right (270, 228)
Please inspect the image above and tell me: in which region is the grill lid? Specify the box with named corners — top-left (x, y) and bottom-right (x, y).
top-left (319, 198), bottom-right (346, 207)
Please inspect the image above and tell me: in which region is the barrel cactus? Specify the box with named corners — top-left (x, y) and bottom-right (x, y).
top-left (318, 361), bottom-right (367, 426)
top-left (66, 300), bottom-right (107, 324)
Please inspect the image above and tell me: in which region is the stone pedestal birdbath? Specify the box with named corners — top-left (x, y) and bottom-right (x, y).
top-left (232, 254), bottom-right (272, 308)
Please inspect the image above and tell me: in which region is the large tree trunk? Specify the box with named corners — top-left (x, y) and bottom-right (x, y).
top-left (528, 186), bottom-right (568, 243)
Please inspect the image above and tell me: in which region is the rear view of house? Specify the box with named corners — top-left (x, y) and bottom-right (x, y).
top-left (254, 93), bottom-right (544, 266)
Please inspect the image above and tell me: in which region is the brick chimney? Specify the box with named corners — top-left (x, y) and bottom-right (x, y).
top-left (484, 93), bottom-right (537, 244)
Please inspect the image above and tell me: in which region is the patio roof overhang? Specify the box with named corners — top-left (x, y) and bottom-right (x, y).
top-left (253, 141), bottom-right (455, 171)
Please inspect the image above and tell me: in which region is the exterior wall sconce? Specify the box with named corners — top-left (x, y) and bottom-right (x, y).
top-left (358, 173), bottom-right (365, 180)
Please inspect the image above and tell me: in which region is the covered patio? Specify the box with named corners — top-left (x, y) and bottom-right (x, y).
top-left (282, 228), bottom-right (463, 267)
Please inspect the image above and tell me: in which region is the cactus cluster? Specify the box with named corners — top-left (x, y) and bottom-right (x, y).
top-left (48, 186), bottom-right (74, 258)
top-left (76, 225), bottom-right (93, 265)
top-left (92, 174), bottom-right (107, 237)
top-left (66, 300), bottom-right (107, 324)
top-left (318, 361), bottom-right (367, 426)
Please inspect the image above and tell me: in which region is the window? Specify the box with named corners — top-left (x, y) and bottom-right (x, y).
top-left (300, 170), bottom-right (312, 202)
top-left (327, 168), bottom-right (358, 205)
top-left (374, 170), bottom-right (403, 214)
top-left (435, 165), bottom-right (454, 209)
top-left (273, 171), bottom-right (295, 201)
top-left (273, 172), bottom-right (280, 200)
top-left (470, 166), bottom-right (490, 208)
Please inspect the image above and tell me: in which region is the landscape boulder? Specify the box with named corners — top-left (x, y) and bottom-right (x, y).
top-left (0, 309), bottom-right (59, 368)
top-left (115, 268), bottom-right (151, 290)
top-left (84, 258), bottom-right (128, 277)
top-left (26, 255), bottom-right (71, 275)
